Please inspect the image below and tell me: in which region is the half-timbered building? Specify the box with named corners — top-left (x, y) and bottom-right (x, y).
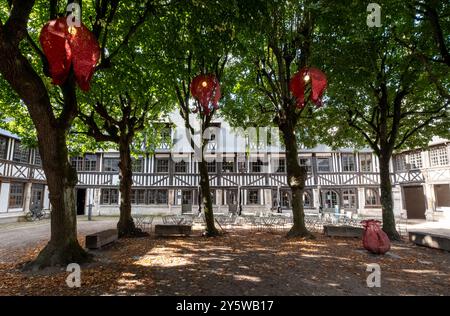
top-left (1, 113), bottom-right (449, 223)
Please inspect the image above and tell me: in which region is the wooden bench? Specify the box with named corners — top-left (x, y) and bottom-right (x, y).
top-left (85, 229), bottom-right (118, 249)
top-left (154, 224), bottom-right (192, 237)
top-left (323, 225), bottom-right (364, 238)
top-left (409, 231), bottom-right (450, 252)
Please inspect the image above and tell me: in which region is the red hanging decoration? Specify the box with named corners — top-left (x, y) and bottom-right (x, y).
top-left (40, 18), bottom-right (100, 91)
top-left (361, 220), bottom-right (391, 255)
top-left (289, 67), bottom-right (327, 108)
top-left (190, 74), bottom-right (221, 115)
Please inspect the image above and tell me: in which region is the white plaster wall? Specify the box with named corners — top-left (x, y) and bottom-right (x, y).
top-left (0, 182), bottom-right (10, 213)
top-left (43, 186), bottom-right (50, 210)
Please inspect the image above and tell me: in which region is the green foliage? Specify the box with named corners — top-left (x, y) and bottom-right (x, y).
top-left (316, 0), bottom-right (449, 152)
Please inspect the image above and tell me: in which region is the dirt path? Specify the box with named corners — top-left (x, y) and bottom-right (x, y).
top-left (0, 218), bottom-right (117, 263)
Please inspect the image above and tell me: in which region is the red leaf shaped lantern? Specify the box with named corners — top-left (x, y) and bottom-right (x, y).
top-left (290, 67), bottom-right (327, 108)
top-left (40, 18), bottom-right (100, 91)
top-left (190, 74), bottom-right (221, 115)
top-left (39, 18), bottom-right (72, 86)
top-left (68, 23), bottom-right (101, 91)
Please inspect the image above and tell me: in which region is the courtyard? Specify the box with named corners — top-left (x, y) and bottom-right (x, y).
top-left (0, 0), bottom-right (449, 301)
top-left (0, 217), bottom-right (449, 296)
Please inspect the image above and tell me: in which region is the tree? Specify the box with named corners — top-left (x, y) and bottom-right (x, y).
top-left (78, 91), bottom-right (166, 237)
top-left (222, 0), bottom-right (327, 238)
top-left (152, 1), bottom-right (260, 236)
top-left (0, 0), bottom-right (155, 269)
top-left (316, 0), bottom-right (449, 240)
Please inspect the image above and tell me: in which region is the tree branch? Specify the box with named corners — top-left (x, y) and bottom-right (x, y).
top-left (394, 112), bottom-right (447, 150)
top-left (96, 0), bottom-right (156, 70)
top-left (347, 112), bottom-right (381, 156)
top-left (3, 0), bottom-right (35, 46)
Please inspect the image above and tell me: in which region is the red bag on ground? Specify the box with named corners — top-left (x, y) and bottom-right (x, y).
top-left (361, 220), bottom-right (391, 255)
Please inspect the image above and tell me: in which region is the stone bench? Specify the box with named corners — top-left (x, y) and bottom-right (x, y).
top-left (409, 231), bottom-right (450, 252)
top-left (85, 229), bottom-right (118, 249)
top-left (323, 225), bottom-right (364, 238)
top-left (155, 224), bottom-right (192, 237)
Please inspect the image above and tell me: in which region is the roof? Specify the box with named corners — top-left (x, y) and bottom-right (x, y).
top-left (0, 128), bottom-right (19, 140)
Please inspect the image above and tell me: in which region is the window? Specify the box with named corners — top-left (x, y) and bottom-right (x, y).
top-left (222, 160), bottom-right (235, 173)
top-left (101, 189), bottom-right (119, 205)
top-left (238, 161), bottom-right (247, 173)
top-left (395, 155), bottom-right (407, 171)
top-left (342, 189), bottom-right (357, 209)
top-left (13, 142), bottom-right (29, 163)
top-left (303, 191), bottom-right (312, 208)
top-left (359, 153), bottom-right (372, 172)
top-left (317, 158), bottom-right (331, 172)
top-left (248, 189), bottom-right (259, 205)
top-left (159, 127), bottom-right (172, 149)
top-left (342, 154), bottom-right (356, 172)
top-left (71, 157), bottom-right (84, 171)
top-left (148, 189), bottom-right (168, 204)
top-left (103, 158), bottom-right (120, 172)
top-left (280, 190), bottom-right (291, 208)
top-left (71, 155), bottom-right (97, 171)
top-left (156, 159), bottom-right (169, 173)
top-left (175, 160), bottom-right (187, 173)
top-left (251, 159), bottom-right (264, 173)
top-left (408, 152), bottom-right (422, 169)
top-left (322, 190), bottom-right (339, 209)
top-left (275, 159), bottom-right (286, 173)
top-left (84, 154), bottom-right (97, 171)
top-left (207, 161), bottom-right (216, 173)
top-left (299, 158), bottom-right (312, 172)
top-left (430, 147), bottom-right (449, 167)
top-left (182, 190), bottom-right (193, 205)
top-left (34, 151), bottom-right (42, 166)
top-left (365, 189), bottom-right (380, 206)
top-left (132, 158), bottom-right (144, 173)
top-left (131, 189), bottom-right (146, 205)
top-left (9, 183), bottom-right (24, 208)
top-left (0, 137), bottom-right (7, 159)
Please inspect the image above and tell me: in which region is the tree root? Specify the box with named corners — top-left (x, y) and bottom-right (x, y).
top-left (117, 219), bottom-right (149, 238)
top-left (286, 227), bottom-right (315, 239)
top-left (23, 240), bottom-right (91, 272)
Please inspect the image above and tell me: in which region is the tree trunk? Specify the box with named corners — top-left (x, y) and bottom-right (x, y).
top-left (198, 159), bottom-right (219, 237)
top-left (25, 130), bottom-right (90, 270)
top-left (281, 124), bottom-right (312, 238)
top-left (0, 40), bottom-right (89, 270)
top-left (117, 137), bottom-right (147, 238)
top-left (379, 153), bottom-right (401, 241)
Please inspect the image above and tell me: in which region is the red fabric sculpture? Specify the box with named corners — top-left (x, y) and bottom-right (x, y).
top-left (361, 220), bottom-right (391, 255)
top-left (290, 67), bottom-right (327, 108)
top-left (40, 17), bottom-right (100, 91)
top-left (190, 74), bottom-right (221, 115)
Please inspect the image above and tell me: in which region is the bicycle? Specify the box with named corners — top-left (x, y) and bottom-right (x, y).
top-left (25, 206), bottom-right (46, 222)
